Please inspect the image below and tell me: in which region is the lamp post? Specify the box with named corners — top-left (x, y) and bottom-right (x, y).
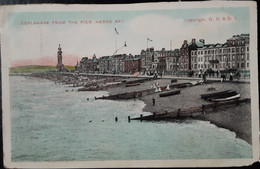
top-left (112, 42), bottom-right (127, 74)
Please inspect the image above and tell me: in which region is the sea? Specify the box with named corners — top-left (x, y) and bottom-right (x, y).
top-left (10, 76), bottom-right (252, 161)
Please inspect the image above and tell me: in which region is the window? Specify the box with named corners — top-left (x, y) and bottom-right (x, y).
top-left (236, 48), bottom-right (239, 52)
top-left (232, 48), bottom-right (235, 53)
top-left (232, 55), bottom-right (235, 61)
top-left (201, 57), bottom-right (203, 62)
top-left (241, 47), bottom-right (245, 52)
top-left (247, 47), bottom-right (249, 51)
top-left (232, 63), bottom-right (235, 68)
top-left (247, 62), bottom-right (249, 68)
top-left (205, 51), bottom-right (207, 55)
top-left (201, 51), bottom-right (203, 55)
top-left (247, 54), bottom-right (249, 60)
top-left (220, 63), bottom-right (222, 68)
top-left (241, 63), bottom-right (244, 68)
top-left (241, 55), bottom-right (244, 60)
top-left (219, 49), bottom-right (222, 54)
top-left (212, 50), bottom-right (214, 54)
top-left (237, 63), bottom-right (239, 68)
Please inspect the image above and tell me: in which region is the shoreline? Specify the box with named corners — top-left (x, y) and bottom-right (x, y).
top-left (13, 73), bottom-right (252, 145)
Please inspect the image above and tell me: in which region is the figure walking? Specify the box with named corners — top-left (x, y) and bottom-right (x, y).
top-left (152, 97), bottom-right (155, 106)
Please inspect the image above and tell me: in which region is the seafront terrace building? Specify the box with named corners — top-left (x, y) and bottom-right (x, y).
top-left (144, 48), bottom-right (180, 75)
top-left (190, 34), bottom-right (250, 74)
top-left (141, 47), bottom-right (154, 73)
top-left (124, 54), bottom-right (141, 73)
top-left (179, 39), bottom-right (204, 72)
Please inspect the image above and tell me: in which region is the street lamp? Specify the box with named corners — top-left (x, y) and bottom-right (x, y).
top-left (112, 41), bottom-right (127, 56)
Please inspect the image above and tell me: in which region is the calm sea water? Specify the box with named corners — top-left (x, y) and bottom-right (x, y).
top-left (10, 76), bottom-right (252, 161)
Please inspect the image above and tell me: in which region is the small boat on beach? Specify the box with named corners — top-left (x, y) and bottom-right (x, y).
top-left (189, 80), bottom-right (203, 86)
top-left (125, 83), bottom-right (141, 87)
top-left (207, 91), bottom-right (238, 101)
top-left (200, 90), bottom-right (231, 99)
top-left (176, 83), bottom-right (190, 88)
top-left (159, 89), bottom-right (181, 97)
top-left (211, 93), bottom-right (240, 102)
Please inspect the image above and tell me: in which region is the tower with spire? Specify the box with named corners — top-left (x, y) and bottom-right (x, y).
top-left (56, 44), bottom-right (64, 71)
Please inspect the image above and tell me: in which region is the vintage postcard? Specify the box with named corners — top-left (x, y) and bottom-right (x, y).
top-left (1, 1), bottom-right (259, 168)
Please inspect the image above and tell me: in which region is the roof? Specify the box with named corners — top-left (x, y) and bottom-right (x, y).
top-left (188, 41), bottom-right (204, 48)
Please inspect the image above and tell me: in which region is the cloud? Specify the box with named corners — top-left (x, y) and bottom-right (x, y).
top-left (6, 11), bottom-right (249, 67)
top-left (8, 22), bottom-right (114, 64)
top-left (127, 12), bottom-right (244, 49)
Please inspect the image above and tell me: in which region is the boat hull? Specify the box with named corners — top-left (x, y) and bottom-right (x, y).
top-left (211, 93), bottom-right (240, 102)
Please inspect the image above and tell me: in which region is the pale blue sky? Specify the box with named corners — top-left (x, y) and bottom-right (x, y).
top-left (6, 7), bottom-right (250, 63)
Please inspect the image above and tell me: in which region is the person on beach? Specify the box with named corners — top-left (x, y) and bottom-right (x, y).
top-left (152, 97), bottom-right (155, 106)
top-left (230, 72), bottom-right (233, 81)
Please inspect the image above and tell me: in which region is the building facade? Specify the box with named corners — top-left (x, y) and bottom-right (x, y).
top-left (140, 47), bottom-right (154, 72)
top-left (124, 54), bottom-right (141, 73)
top-left (190, 34), bottom-right (250, 73)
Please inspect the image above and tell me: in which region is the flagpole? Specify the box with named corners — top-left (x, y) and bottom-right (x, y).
top-left (147, 38), bottom-right (148, 49)
top-left (115, 29), bottom-right (117, 51)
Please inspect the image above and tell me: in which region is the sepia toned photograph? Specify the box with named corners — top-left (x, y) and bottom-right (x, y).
top-left (1, 1), bottom-right (259, 168)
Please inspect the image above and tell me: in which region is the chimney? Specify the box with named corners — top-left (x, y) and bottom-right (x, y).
top-left (192, 38), bottom-right (196, 44)
top-left (199, 39), bottom-right (205, 44)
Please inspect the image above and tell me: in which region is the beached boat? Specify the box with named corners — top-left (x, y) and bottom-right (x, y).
top-left (211, 93), bottom-right (240, 102)
top-left (176, 83), bottom-right (190, 88)
top-left (189, 80), bottom-right (203, 86)
top-left (200, 90), bottom-right (231, 99)
top-left (207, 91), bottom-right (238, 101)
top-left (159, 89), bottom-right (181, 97)
top-left (125, 83), bottom-right (141, 87)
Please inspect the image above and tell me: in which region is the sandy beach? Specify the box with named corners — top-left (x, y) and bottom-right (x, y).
top-left (107, 78), bottom-right (252, 145)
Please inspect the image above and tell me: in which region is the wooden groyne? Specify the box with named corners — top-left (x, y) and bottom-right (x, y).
top-left (95, 88), bottom-right (155, 100)
top-left (131, 98), bottom-right (251, 121)
top-left (94, 81), bottom-right (201, 100)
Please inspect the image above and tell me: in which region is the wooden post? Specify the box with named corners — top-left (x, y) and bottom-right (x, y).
top-left (128, 116), bottom-right (131, 122)
top-left (236, 98), bottom-right (239, 105)
top-left (115, 117), bottom-right (118, 122)
top-left (202, 104), bottom-right (205, 114)
top-left (177, 109), bottom-right (181, 118)
top-left (140, 114), bottom-right (143, 122)
top-left (214, 102), bottom-right (217, 110)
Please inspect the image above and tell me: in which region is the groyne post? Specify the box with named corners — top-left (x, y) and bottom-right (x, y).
top-left (177, 109), bottom-right (181, 118)
top-left (140, 114), bottom-right (143, 122)
top-left (115, 117), bottom-right (118, 122)
top-left (128, 116), bottom-right (131, 123)
top-left (202, 104), bottom-right (205, 114)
